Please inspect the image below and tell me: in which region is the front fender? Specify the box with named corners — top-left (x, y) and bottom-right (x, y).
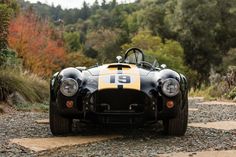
top-left (155, 69), bottom-right (188, 98)
top-left (157, 69), bottom-right (181, 81)
top-left (50, 67), bottom-right (83, 101)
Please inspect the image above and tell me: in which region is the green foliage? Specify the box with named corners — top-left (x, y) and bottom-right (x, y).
top-left (144, 1), bottom-right (175, 39)
top-left (64, 52), bottom-right (96, 68)
top-left (0, 68), bottom-right (49, 102)
top-left (14, 0), bottom-right (236, 91)
top-left (0, 0), bottom-right (18, 50)
top-left (227, 87), bottom-right (236, 100)
top-left (225, 66), bottom-right (236, 89)
top-left (189, 86), bottom-right (215, 100)
top-left (0, 0), bottom-right (19, 13)
top-left (222, 49), bottom-right (236, 71)
top-left (166, 0), bottom-right (236, 85)
top-left (122, 30), bottom-right (162, 50)
top-left (122, 30), bottom-right (192, 74)
top-left (0, 49), bottom-right (21, 67)
top-left (192, 66), bottom-right (236, 100)
top-left (0, 4), bottom-right (12, 50)
top-left (189, 83), bottom-right (228, 100)
top-left (80, 1), bottom-right (91, 20)
top-left (85, 29), bottom-right (121, 63)
top-left (64, 32), bottom-right (81, 52)
top-left (195, 83), bottom-right (236, 100)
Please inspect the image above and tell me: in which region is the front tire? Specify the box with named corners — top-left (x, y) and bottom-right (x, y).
top-left (50, 101), bottom-right (72, 135)
top-left (163, 98), bottom-right (188, 136)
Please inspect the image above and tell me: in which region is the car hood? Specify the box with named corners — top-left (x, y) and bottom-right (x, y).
top-left (87, 63), bottom-right (150, 76)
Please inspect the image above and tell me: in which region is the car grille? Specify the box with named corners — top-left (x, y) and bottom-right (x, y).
top-left (94, 89), bottom-right (148, 113)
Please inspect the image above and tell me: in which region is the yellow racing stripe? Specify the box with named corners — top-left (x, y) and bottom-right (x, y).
top-left (98, 64), bottom-right (140, 90)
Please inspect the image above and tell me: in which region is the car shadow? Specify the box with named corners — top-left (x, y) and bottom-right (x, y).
top-left (70, 120), bottom-right (166, 139)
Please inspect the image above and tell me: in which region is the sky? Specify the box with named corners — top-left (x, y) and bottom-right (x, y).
top-left (26, 0), bottom-right (136, 9)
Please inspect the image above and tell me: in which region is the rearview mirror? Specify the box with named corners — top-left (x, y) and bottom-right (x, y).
top-left (116, 56), bottom-right (122, 63)
top-left (160, 64), bottom-right (167, 69)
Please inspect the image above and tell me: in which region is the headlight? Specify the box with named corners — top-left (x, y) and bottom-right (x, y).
top-left (60, 78), bottom-right (78, 97)
top-left (161, 78), bottom-right (180, 97)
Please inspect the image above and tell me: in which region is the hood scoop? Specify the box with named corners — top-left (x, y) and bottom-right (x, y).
top-left (107, 64), bottom-right (131, 69)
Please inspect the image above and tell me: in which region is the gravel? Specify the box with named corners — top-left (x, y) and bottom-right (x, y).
top-left (0, 112), bottom-right (49, 157)
top-left (0, 100), bottom-right (235, 157)
top-left (189, 103), bottom-right (236, 123)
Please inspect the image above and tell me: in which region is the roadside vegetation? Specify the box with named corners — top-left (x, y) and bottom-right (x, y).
top-left (0, 49), bottom-right (49, 112)
top-left (0, 1), bottom-right (49, 111)
top-left (190, 66), bottom-right (236, 101)
top-left (0, 67), bottom-right (49, 102)
top-left (0, 0), bottom-right (236, 112)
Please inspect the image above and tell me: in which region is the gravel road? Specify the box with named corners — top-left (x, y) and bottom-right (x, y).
top-left (0, 100), bottom-right (235, 157)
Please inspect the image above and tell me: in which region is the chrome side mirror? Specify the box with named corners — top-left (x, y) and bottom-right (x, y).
top-left (160, 64), bottom-right (167, 69)
top-left (116, 56), bottom-right (122, 63)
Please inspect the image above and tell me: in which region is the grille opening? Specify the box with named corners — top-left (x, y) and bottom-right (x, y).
top-left (95, 89), bottom-right (147, 112)
top-left (156, 96), bottom-right (163, 111)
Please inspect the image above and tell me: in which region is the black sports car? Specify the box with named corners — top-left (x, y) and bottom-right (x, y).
top-left (50, 48), bottom-right (188, 136)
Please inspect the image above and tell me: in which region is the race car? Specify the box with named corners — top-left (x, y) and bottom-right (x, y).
top-left (50, 48), bottom-right (188, 136)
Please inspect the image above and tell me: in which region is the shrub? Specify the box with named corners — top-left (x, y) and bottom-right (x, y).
top-left (189, 86), bottom-right (214, 100)
top-left (8, 12), bottom-right (65, 77)
top-left (64, 32), bottom-right (82, 52)
top-left (209, 82), bottom-right (229, 98)
top-left (227, 87), bottom-right (236, 100)
top-left (225, 66), bottom-right (236, 89)
top-left (64, 52), bottom-right (96, 68)
top-left (0, 48), bottom-right (21, 68)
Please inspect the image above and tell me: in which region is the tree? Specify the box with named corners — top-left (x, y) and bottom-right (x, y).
top-left (85, 29), bottom-right (121, 63)
top-left (122, 30), bottom-right (197, 85)
top-left (110, 0), bottom-right (117, 10)
top-left (144, 1), bottom-right (176, 39)
top-left (126, 10), bottom-right (145, 33)
top-left (64, 31), bottom-right (81, 52)
top-left (0, 0), bottom-right (18, 50)
top-left (0, 4), bottom-right (12, 50)
top-left (91, 0), bottom-right (100, 12)
top-left (223, 49), bottom-right (236, 71)
top-left (0, 0), bottom-right (18, 14)
top-left (167, 0), bottom-right (235, 87)
top-left (215, 0), bottom-right (236, 55)
top-left (80, 1), bottom-right (91, 20)
top-left (101, 0), bottom-right (107, 9)
top-left (64, 52), bottom-right (95, 68)
top-left (8, 12), bottom-right (65, 77)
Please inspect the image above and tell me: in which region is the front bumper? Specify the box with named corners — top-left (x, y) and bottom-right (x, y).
top-left (55, 89), bottom-right (181, 124)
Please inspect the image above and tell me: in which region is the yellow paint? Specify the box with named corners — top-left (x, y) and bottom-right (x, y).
top-left (98, 64), bottom-right (140, 90)
top-left (98, 65), bottom-right (117, 90)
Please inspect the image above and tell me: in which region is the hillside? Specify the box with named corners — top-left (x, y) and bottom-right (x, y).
top-left (0, 0), bottom-right (236, 106)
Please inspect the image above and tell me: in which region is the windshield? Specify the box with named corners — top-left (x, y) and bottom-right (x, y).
top-left (123, 48), bottom-right (159, 70)
top-left (124, 51), bottom-right (143, 64)
top-left (144, 54), bottom-right (159, 67)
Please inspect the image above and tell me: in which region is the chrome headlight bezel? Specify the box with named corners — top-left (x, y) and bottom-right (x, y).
top-left (161, 78), bottom-right (180, 97)
top-left (60, 78), bottom-right (79, 97)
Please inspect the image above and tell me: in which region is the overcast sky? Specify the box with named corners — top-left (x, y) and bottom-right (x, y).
top-left (26, 0), bottom-right (136, 9)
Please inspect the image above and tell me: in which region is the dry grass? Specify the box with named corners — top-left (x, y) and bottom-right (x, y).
top-left (189, 82), bottom-right (234, 101)
top-left (15, 103), bottom-right (49, 112)
top-left (189, 86), bottom-right (215, 100)
top-left (0, 68), bottom-right (49, 103)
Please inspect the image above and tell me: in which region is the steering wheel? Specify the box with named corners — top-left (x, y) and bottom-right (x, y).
top-left (124, 48), bottom-right (145, 63)
top-left (139, 61), bottom-right (153, 69)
